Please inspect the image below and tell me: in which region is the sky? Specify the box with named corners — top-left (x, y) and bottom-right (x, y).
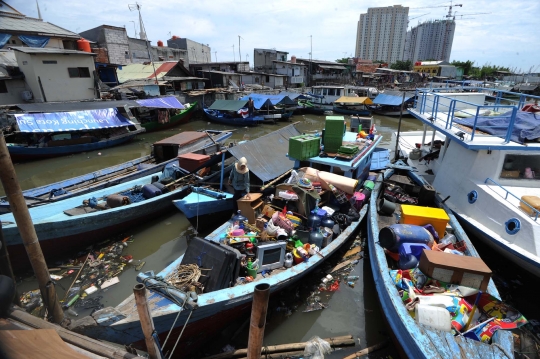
top-left (6, 0), bottom-right (540, 73)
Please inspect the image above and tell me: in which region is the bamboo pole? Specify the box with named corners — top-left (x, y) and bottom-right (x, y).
top-left (247, 283), bottom-right (270, 359)
top-left (202, 335), bottom-right (354, 359)
top-left (0, 133), bottom-right (63, 324)
top-left (341, 339), bottom-right (389, 359)
top-left (260, 169), bottom-right (293, 191)
top-left (0, 220), bottom-right (20, 305)
top-left (133, 284), bottom-right (161, 359)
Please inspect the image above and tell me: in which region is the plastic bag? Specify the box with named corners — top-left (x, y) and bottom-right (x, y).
top-left (303, 336), bottom-right (332, 359)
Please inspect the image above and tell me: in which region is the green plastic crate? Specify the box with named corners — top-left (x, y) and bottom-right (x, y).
top-left (289, 135), bottom-right (320, 160)
top-left (325, 116), bottom-right (346, 137)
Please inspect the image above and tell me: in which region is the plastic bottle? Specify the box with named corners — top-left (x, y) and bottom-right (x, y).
top-left (230, 210), bottom-right (248, 227)
top-left (307, 210), bottom-right (321, 231)
top-left (309, 229), bottom-right (324, 248)
top-left (247, 258), bottom-right (253, 270)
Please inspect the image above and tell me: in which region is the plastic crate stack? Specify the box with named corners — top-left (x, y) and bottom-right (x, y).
top-left (323, 116), bottom-right (346, 153)
top-left (288, 134), bottom-right (321, 160)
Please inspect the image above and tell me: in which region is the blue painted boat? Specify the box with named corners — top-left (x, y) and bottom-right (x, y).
top-left (0, 130), bottom-right (233, 214)
top-left (7, 108), bottom-right (146, 162)
top-left (332, 96), bottom-right (373, 116)
top-left (297, 99), bottom-right (332, 114)
top-left (367, 163), bottom-right (514, 358)
top-left (204, 99), bottom-right (264, 126)
top-left (173, 186), bottom-right (234, 218)
top-left (0, 172), bottom-right (194, 271)
top-left (71, 194), bottom-right (369, 358)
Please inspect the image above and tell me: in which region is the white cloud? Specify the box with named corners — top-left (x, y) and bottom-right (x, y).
top-left (6, 0), bottom-right (539, 71)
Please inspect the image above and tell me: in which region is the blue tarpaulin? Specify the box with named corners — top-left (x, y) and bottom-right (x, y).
top-left (238, 94), bottom-right (273, 110)
top-left (0, 33), bottom-right (11, 49)
top-left (241, 94), bottom-right (296, 106)
top-left (14, 108), bottom-right (135, 133)
top-left (18, 35), bottom-right (50, 48)
top-left (135, 96), bottom-right (185, 109)
top-left (453, 110), bottom-right (540, 144)
top-left (373, 93), bottom-right (412, 106)
top-left (278, 91), bottom-right (310, 100)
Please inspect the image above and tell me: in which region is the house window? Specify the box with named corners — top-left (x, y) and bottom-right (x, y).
top-left (0, 80), bottom-right (7, 93)
top-left (266, 75), bottom-right (270, 82)
top-left (42, 60), bottom-right (57, 64)
top-left (68, 67), bottom-right (91, 78)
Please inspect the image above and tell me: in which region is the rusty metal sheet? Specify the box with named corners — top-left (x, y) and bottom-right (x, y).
top-left (229, 124), bottom-right (301, 182)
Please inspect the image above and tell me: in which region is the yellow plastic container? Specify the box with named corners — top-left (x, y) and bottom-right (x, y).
top-left (400, 205), bottom-right (450, 239)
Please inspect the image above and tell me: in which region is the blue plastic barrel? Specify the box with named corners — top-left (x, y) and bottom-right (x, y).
top-left (379, 224), bottom-right (433, 252)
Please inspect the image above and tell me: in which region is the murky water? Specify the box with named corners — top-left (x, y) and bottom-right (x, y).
top-left (7, 112), bottom-right (430, 357)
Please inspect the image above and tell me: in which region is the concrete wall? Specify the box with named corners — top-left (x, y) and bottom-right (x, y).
top-left (104, 28), bottom-right (130, 65)
top-left (16, 52), bottom-right (96, 102)
top-left (254, 49), bottom-right (288, 72)
top-left (0, 78), bottom-right (29, 105)
top-left (167, 38), bottom-right (210, 64)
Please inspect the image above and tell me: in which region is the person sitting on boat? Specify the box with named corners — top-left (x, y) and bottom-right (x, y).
top-left (229, 157), bottom-right (250, 209)
top-left (247, 97), bottom-right (254, 117)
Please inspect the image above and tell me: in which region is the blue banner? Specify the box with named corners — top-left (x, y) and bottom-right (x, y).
top-left (0, 33), bottom-right (11, 49)
top-left (18, 35), bottom-right (50, 48)
top-left (135, 96), bottom-right (185, 109)
top-left (14, 108), bottom-right (135, 133)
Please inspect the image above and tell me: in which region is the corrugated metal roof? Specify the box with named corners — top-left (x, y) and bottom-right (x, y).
top-left (0, 16), bottom-right (79, 38)
top-left (208, 100), bottom-right (248, 111)
top-left (229, 124), bottom-right (301, 182)
top-left (335, 96), bottom-right (373, 104)
top-left (116, 62), bottom-right (179, 83)
top-left (15, 100), bottom-right (140, 112)
top-left (318, 64), bottom-right (347, 70)
top-left (373, 93), bottom-right (412, 106)
top-left (11, 47), bottom-right (95, 55)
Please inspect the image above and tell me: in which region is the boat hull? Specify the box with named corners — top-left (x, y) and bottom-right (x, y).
top-left (172, 191), bottom-right (234, 219)
top-left (7, 131), bottom-right (143, 162)
top-left (141, 102), bottom-right (197, 132)
top-left (332, 106), bottom-right (371, 116)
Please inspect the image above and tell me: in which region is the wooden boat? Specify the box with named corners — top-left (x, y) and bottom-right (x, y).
top-left (367, 163), bottom-right (514, 358)
top-left (71, 190), bottom-right (369, 358)
top-left (0, 130), bottom-right (233, 214)
top-left (297, 99), bottom-right (332, 114)
top-left (138, 101), bottom-right (198, 132)
top-left (6, 108), bottom-right (145, 162)
top-left (370, 92), bottom-right (414, 116)
top-left (332, 96), bottom-right (372, 116)
top-left (173, 185), bottom-right (234, 219)
top-left (204, 100), bottom-right (265, 126)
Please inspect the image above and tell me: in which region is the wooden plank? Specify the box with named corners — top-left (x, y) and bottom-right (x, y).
top-left (330, 254), bottom-right (362, 273)
top-left (0, 329), bottom-right (89, 359)
top-left (343, 246), bottom-right (362, 258)
top-left (422, 327), bottom-right (454, 359)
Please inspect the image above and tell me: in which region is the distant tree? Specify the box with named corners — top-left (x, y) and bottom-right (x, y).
top-left (451, 60), bottom-right (475, 75)
top-left (469, 64), bottom-right (511, 80)
top-left (335, 58), bottom-right (350, 64)
top-left (390, 60), bottom-right (412, 71)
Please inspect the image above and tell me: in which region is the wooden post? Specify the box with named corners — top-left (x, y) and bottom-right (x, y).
top-left (133, 284), bottom-right (160, 359)
top-left (0, 221), bottom-right (20, 305)
top-left (394, 91), bottom-right (407, 161)
top-left (247, 283), bottom-right (270, 359)
top-left (0, 133), bottom-right (63, 323)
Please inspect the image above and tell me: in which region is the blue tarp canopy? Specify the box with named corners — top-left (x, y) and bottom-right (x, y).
top-left (373, 93), bottom-right (412, 106)
top-left (278, 92), bottom-right (310, 100)
top-left (453, 110), bottom-right (540, 144)
top-left (14, 108), bottom-right (135, 133)
top-left (18, 35), bottom-right (50, 48)
top-left (135, 96), bottom-right (185, 109)
top-left (240, 94), bottom-right (295, 108)
top-left (209, 100), bottom-right (249, 111)
top-left (0, 33), bottom-right (11, 49)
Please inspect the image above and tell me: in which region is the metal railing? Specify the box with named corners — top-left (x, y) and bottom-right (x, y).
top-left (485, 177), bottom-right (540, 221)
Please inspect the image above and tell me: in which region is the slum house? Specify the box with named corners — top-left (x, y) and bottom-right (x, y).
top-left (355, 60), bottom-right (385, 86)
top-left (272, 58), bottom-right (307, 88)
top-left (253, 48), bottom-right (288, 73)
top-left (375, 68), bottom-right (420, 86)
top-left (0, 50), bottom-right (27, 105)
top-left (11, 47), bottom-right (97, 103)
top-left (167, 36), bottom-right (210, 65)
top-left (190, 61), bottom-right (249, 78)
top-left (238, 71), bottom-right (287, 89)
top-left (200, 70), bottom-right (242, 89)
top-left (295, 58), bottom-right (354, 86)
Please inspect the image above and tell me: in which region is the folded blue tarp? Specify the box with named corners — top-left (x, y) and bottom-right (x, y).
top-left (238, 95), bottom-right (273, 110)
top-left (14, 108), bottom-right (134, 132)
top-left (373, 93), bottom-right (412, 106)
top-left (278, 92), bottom-right (310, 100)
top-left (135, 96), bottom-right (185, 109)
top-left (453, 110), bottom-right (540, 144)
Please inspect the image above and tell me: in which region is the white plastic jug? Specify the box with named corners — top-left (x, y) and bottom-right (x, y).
top-left (284, 253), bottom-right (293, 268)
top-left (415, 304), bottom-right (452, 332)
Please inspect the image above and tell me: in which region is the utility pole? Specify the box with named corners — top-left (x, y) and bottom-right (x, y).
top-left (238, 35), bottom-right (243, 64)
top-left (128, 3), bottom-right (158, 83)
top-left (129, 21), bottom-right (137, 38)
top-left (309, 35), bottom-right (312, 87)
top-left (0, 133), bottom-right (63, 323)
top-left (214, 51), bottom-right (217, 62)
top-left (232, 44), bottom-right (235, 62)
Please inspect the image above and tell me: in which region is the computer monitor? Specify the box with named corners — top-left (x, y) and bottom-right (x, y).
top-left (255, 241), bottom-right (286, 272)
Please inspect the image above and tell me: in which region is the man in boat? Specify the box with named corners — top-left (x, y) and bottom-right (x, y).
top-left (247, 97), bottom-right (254, 117)
top-left (229, 157), bottom-right (250, 209)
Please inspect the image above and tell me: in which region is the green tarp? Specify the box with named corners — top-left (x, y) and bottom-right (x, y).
top-left (208, 100), bottom-right (248, 111)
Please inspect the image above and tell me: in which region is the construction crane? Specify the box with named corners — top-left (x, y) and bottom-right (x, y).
top-left (447, 12), bottom-right (491, 20)
top-left (409, 12), bottom-right (430, 21)
top-left (411, 3), bottom-right (463, 19)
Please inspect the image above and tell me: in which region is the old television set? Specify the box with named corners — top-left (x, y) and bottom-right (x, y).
top-left (255, 241), bottom-right (287, 272)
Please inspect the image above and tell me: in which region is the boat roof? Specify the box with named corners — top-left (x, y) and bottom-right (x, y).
top-left (153, 131), bottom-right (208, 147)
top-left (229, 123), bottom-right (301, 182)
top-left (373, 93), bottom-right (413, 106)
top-left (208, 100), bottom-right (248, 111)
top-left (278, 91), bottom-right (310, 100)
top-left (135, 96), bottom-right (185, 109)
top-left (409, 87), bottom-right (540, 151)
top-left (240, 93), bottom-right (296, 107)
top-left (335, 96), bottom-right (373, 105)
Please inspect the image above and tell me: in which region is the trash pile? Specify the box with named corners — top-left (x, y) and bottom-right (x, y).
top-left (20, 235), bottom-right (145, 318)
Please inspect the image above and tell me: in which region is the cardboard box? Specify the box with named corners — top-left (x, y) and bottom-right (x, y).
top-left (256, 217), bottom-right (268, 230)
top-left (262, 204), bottom-right (276, 218)
top-left (419, 250), bottom-right (492, 291)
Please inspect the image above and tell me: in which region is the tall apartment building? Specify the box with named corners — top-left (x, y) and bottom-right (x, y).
top-left (355, 5), bottom-right (409, 65)
top-left (404, 19), bottom-right (456, 63)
